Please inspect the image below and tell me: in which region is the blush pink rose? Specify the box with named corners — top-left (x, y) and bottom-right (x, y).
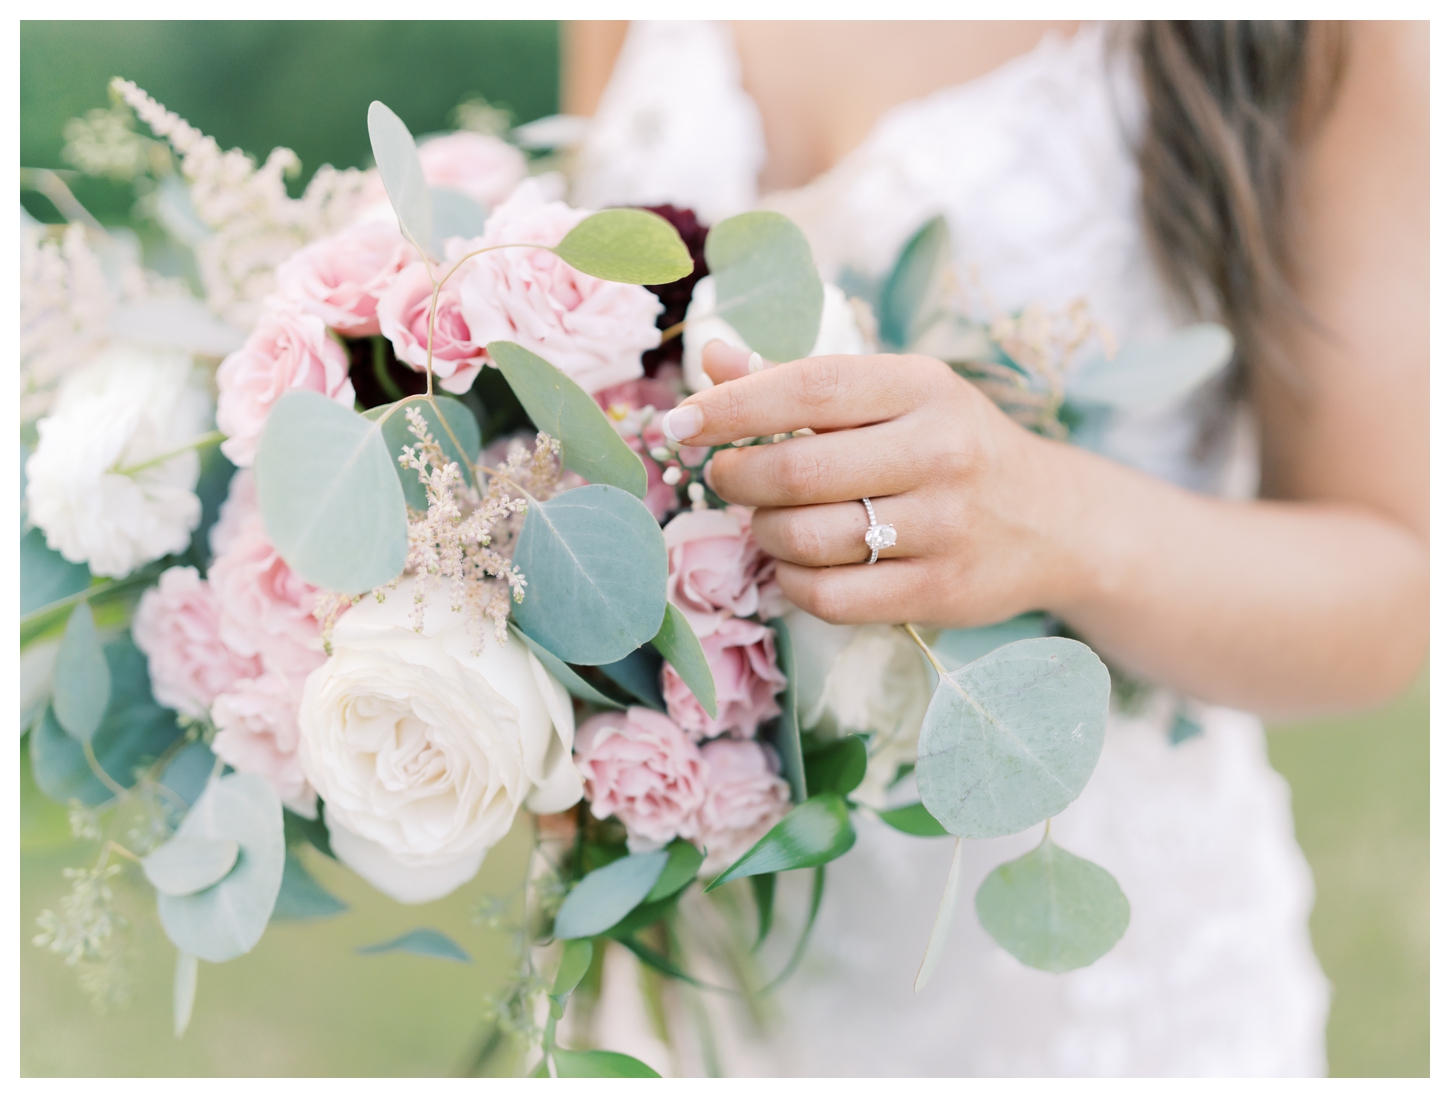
top-left (377, 257), bottom-right (487, 395)
top-left (664, 616), bottom-right (788, 740)
top-left (216, 301), bottom-right (354, 467)
top-left (574, 706), bottom-right (707, 849)
top-left (211, 671), bottom-right (316, 816)
top-left (131, 565), bottom-right (261, 720)
top-left (459, 179), bottom-right (663, 394)
top-left (595, 370), bottom-right (688, 520)
top-left (417, 131), bottom-right (529, 209)
top-left (696, 739), bottom-right (792, 876)
top-left (664, 505), bottom-right (783, 633)
top-left (274, 220), bottom-right (409, 337)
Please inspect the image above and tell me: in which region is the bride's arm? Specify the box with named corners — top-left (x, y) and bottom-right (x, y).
top-left (659, 23), bottom-right (1427, 719)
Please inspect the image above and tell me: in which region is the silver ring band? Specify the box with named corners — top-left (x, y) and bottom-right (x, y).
top-left (861, 497), bottom-right (897, 565)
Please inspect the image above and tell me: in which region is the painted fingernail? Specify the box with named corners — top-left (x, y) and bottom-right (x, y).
top-left (661, 404), bottom-right (703, 444)
top-left (748, 352), bottom-right (764, 374)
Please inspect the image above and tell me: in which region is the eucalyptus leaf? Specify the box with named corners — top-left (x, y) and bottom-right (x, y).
top-left (932, 613), bottom-right (1052, 672)
top-left (553, 849), bottom-right (670, 940)
top-left (880, 215), bottom-right (951, 350)
top-left (916, 637), bottom-right (1110, 839)
top-left (283, 807), bottom-right (334, 859)
top-left (51, 602), bottom-right (110, 742)
top-left (651, 602), bottom-right (717, 719)
top-left (706, 794), bottom-right (855, 890)
top-left (804, 735), bottom-right (867, 798)
top-left (487, 340), bottom-right (648, 497)
top-left (765, 616), bottom-right (807, 803)
top-left (509, 624), bottom-right (625, 709)
top-left (644, 839), bottom-right (705, 903)
top-left (367, 100), bottom-right (432, 253)
top-left (143, 836), bottom-right (240, 896)
top-left (358, 928), bottom-right (471, 962)
top-left (173, 951), bottom-right (198, 1039)
top-left (597, 645), bottom-right (666, 710)
top-left (510, 485), bottom-right (668, 666)
top-left (1064, 323), bottom-right (1234, 411)
top-left (429, 187), bottom-right (486, 254)
top-left (254, 389), bottom-right (408, 594)
top-left (271, 850), bottom-right (348, 920)
top-left (156, 773), bottom-right (286, 964)
top-left (705, 211), bottom-right (824, 363)
top-left (877, 802), bottom-right (950, 838)
top-left (551, 1049), bottom-right (661, 1078)
top-left (914, 837), bottom-right (964, 992)
top-left (551, 208), bottom-right (693, 285)
top-left (20, 526), bottom-right (89, 617)
top-left (160, 741), bottom-right (216, 808)
top-left (975, 836), bottom-right (1130, 972)
top-left (365, 394), bottom-right (482, 512)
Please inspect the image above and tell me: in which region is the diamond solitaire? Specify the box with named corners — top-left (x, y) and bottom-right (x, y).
top-left (861, 497), bottom-right (896, 565)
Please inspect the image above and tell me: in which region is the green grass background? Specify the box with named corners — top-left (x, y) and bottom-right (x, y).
top-left (18, 20), bottom-right (1430, 1078)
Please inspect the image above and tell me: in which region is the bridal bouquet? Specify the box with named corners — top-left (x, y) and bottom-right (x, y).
top-left (21, 82), bottom-right (1231, 1076)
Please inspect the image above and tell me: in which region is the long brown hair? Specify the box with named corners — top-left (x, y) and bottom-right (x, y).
top-left (1134, 21), bottom-right (1345, 386)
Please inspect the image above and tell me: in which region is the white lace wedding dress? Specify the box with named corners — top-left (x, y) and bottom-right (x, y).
top-left (569, 20), bottom-right (1330, 1077)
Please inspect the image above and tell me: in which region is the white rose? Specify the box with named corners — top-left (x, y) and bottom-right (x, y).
top-left (784, 607), bottom-right (934, 810)
top-left (25, 345), bottom-right (211, 578)
top-left (682, 277), bottom-right (870, 392)
top-left (298, 577), bottom-right (582, 904)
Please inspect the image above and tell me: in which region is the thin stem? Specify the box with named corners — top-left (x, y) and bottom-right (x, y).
top-left (115, 431), bottom-right (224, 477)
top-left (83, 740), bottom-right (131, 801)
top-left (902, 622), bottom-right (950, 677)
top-left (21, 568), bottom-right (163, 637)
top-left (103, 840), bottom-right (143, 865)
top-left (20, 167), bottom-right (105, 230)
top-left (659, 318), bottom-right (689, 344)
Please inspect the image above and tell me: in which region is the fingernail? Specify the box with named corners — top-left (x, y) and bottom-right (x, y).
top-left (661, 404), bottom-right (703, 444)
top-left (748, 352), bottom-right (764, 374)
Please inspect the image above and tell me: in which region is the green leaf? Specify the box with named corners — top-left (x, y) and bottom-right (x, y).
top-left (283, 806), bottom-right (335, 859)
top-left (51, 602), bottom-right (110, 742)
top-left (880, 215), bottom-right (951, 351)
top-left (160, 742), bottom-right (216, 808)
top-left (510, 484), bottom-right (668, 666)
top-left (759, 864), bottom-right (826, 994)
top-left (706, 794), bottom-right (855, 890)
top-left (932, 612), bottom-right (1052, 672)
top-left (975, 836), bottom-right (1130, 973)
top-left (143, 836), bottom-right (240, 896)
top-left (553, 848), bottom-right (670, 940)
top-left (1064, 323), bottom-right (1234, 411)
top-left (429, 187), bottom-right (485, 254)
top-left (551, 1049), bottom-right (661, 1078)
top-left (551, 938), bottom-right (594, 999)
top-left (509, 624), bottom-right (625, 709)
top-left (765, 616), bottom-right (806, 802)
top-left (916, 637), bottom-right (1110, 840)
top-left (877, 802), bottom-right (950, 838)
top-left (601, 895), bottom-right (678, 941)
top-left (644, 839), bottom-right (704, 902)
top-left (803, 734), bottom-right (867, 798)
top-left (271, 850), bottom-right (348, 920)
top-left (358, 928), bottom-right (472, 962)
top-left (487, 340), bottom-right (648, 497)
top-left (914, 837), bottom-right (964, 992)
top-left (189, 439), bottom-right (236, 565)
top-left (365, 394), bottom-right (482, 512)
top-left (651, 602), bottom-right (716, 719)
top-left (156, 773), bottom-right (286, 964)
top-left (750, 873), bottom-right (776, 948)
top-left (29, 635), bottom-right (183, 806)
top-left (598, 645), bottom-right (665, 709)
top-left (367, 100), bottom-right (432, 253)
top-left (254, 389), bottom-right (408, 594)
top-left (705, 211), bottom-right (824, 363)
top-left (551, 208), bottom-right (693, 285)
top-left (173, 951), bottom-right (198, 1039)
top-left (20, 526), bottom-right (89, 617)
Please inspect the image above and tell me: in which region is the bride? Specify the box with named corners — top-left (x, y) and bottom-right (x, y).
top-left (559, 20), bottom-right (1428, 1076)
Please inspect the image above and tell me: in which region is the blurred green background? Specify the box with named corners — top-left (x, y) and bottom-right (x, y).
top-left (18, 20), bottom-right (1430, 1079)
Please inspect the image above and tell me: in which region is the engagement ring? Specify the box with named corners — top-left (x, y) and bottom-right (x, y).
top-left (861, 497), bottom-right (896, 564)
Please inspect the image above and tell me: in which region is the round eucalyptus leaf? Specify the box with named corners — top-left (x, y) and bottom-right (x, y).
top-left (551, 208), bottom-right (693, 285)
top-left (553, 849), bottom-right (670, 940)
top-left (52, 602), bottom-right (110, 742)
top-left (429, 187), bottom-right (486, 254)
top-left (932, 612), bottom-right (1051, 671)
top-left (510, 484), bottom-right (668, 666)
top-left (254, 389), bottom-right (408, 595)
top-left (509, 624), bottom-right (624, 709)
top-left (367, 100), bottom-right (432, 253)
top-left (975, 837), bottom-right (1130, 972)
top-left (156, 773), bottom-right (285, 964)
top-left (143, 836), bottom-right (240, 897)
top-left (704, 211), bottom-right (824, 363)
top-left (917, 637), bottom-right (1110, 839)
top-left (365, 395), bottom-right (482, 512)
top-left (1064, 323), bottom-right (1233, 411)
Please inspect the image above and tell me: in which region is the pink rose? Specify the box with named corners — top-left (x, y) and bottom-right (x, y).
top-left (459, 180), bottom-right (663, 394)
top-left (696, 739), bottom-right (792, 876)
top-left (212, 671), bottom-right (316, 816)
top-left (664, 506), bottom-right (783, 632)
top-left (216, 302), bottom-right (354, 467)
top-left (131, 566), bottom-right (261, 720)
top-left (663, 616), bottom-right (787, 740)
top-left (274, 220), bottom-right (409, 337)
top-left (574, 706), bottom-right (707, 849)
top-left (595, 370), bottom-right (687, 520)
top-left (376, 256), bottom-right (486, 395)
top-left (417, 131), bottom-right (529, 209)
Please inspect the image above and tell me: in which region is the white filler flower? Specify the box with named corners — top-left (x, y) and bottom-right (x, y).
top-left (26, 346), bottom-right (211, 578)
top-left (298, 577), bottom-right (583, 904)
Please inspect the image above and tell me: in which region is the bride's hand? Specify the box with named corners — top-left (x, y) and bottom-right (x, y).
top-left (659, 341), bottom-right (1085, 627)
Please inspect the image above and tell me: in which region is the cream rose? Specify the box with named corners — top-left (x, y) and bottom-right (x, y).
top-left (298, 578), bottom-right (582, 903)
